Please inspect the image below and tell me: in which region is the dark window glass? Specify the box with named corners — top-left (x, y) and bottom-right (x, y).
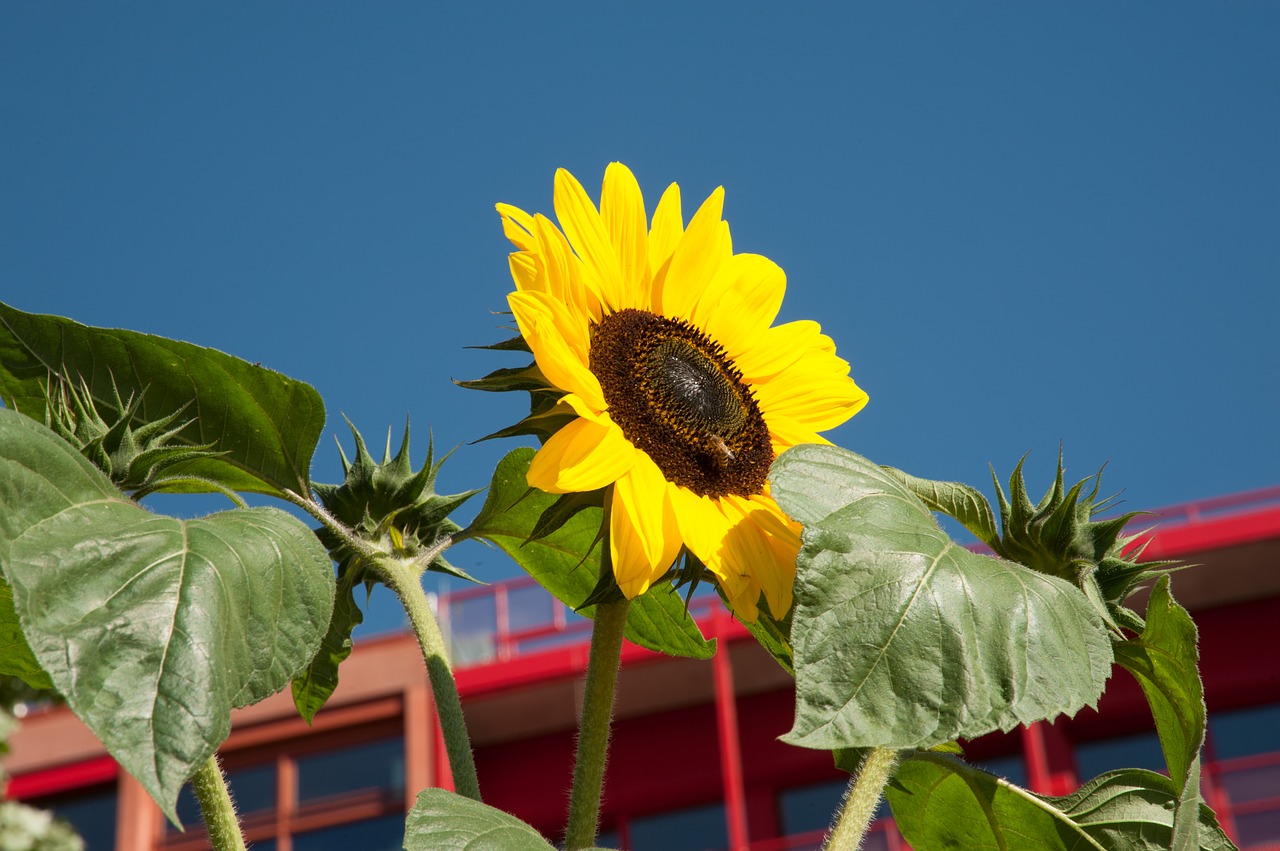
top-left (1075, 730), bottom-right (1165, 781)
top-left (1211, 702), bottom-right (1280, 761)
top-left (296, 738), bottom-right (404, 804)
top-left (170, 761), bottom-right (276, 832)
top-left (974, 753), bottom-right (1028, 788)
top-left (629, 802), bottom-right (727, 851)
top-left (253, 841), bottom-right (278, 851)
top-left (595, 828), bottom-right (619, 849)
top-left (292, 814), bottom-right (404, 851)
top-left (779, 778), bottom-right (890, 838)
top-left (1218, 762), bottom-right (1280, 806)
top-left (32, 786), bottom-right (117, 850)
top-left (1235, 807), bottom-right (1280, 849)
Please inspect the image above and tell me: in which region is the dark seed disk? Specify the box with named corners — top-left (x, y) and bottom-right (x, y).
top-left (589, 308), bottom-right (772, 499)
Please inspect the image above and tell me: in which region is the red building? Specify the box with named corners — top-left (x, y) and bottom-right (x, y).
top-left (5, 486), bottom-right (1280, 850)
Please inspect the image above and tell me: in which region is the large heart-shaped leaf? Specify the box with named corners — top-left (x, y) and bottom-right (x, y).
top-left (0, 410), bottom-right (334, 820)
top-left (0, 301), bottom-right (324, 496)
top-left (887, 753), bottom-right (1236, 850)
top-left (772, 445), bottom-right (1112, 750)
top-left (463, 448), bottom-right (714, 661)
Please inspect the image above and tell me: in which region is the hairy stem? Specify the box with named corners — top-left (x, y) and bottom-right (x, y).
top-left (564, 598), bottom-right (631, 850)
top-left (377, 557), bottom-right (482, 801)
top-left (191, 754), bottom-right (247, 851)
top-left (824, 747), bottom-right (900, 851)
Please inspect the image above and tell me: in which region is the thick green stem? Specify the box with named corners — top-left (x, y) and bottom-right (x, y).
top-left (824, 747), bottom-right (900, 851)
top-left (378, 557), bottom-right (482, 802)
top-left (564, 598), bottom-right (631, 850)
top-left (191, 755), bottom-right (247, 851)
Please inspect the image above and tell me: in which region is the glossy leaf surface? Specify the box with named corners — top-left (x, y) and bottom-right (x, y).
top-left (0, 301), bottom-right (324, 496)
top-left (0, 410), bottom-right (334, 820)
top-left (773, 445), bottom-right (1112, 750)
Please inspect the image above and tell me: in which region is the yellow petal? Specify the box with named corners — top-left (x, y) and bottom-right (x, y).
top-left (721, 496), bottom-right (797, 620)
top-left (508, 290), bottom-right (604, 409)
top-left (528, 416), bottom-right (637, 494)
top-left (668, 485), bottom-right (734, 570)
top-left (610, 455), bottom-right (684, 598)
top-left (754, 350), bottom-right (869, 433)
top-left (601, 163), bottom-right (650, 307)
top-left (496, 203), bottom-right (537, 253)
top-left (656, 186), bottom-right (726, 319)
top-left (733, 320), bottom-right (829, 383)
top-left (554, 168), bottom-right (623, 313)
top-left (508, 251), bottom-right (538, 293)
top-left (690, 253), bottom-right (786, 357)
top-left (647, 182), bottom-right (683, 291)
top-left (534, 214), bottom-right (602, 325)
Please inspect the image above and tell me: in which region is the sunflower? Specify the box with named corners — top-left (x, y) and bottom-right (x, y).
top-left (494, 163), bottom-right (867, 622)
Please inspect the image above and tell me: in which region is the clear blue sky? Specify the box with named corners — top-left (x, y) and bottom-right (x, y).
top-left (3, 5), bottom-right (1277, 632)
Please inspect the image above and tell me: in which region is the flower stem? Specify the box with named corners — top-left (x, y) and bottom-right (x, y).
top-left (564, 597), bottom-right (631, 850)
top-left (190, 754), bottom-right (247, 851)
top-left (823, 747), bottom-right (900, 851)
top-left (377, 557), bottom-right (482, 802)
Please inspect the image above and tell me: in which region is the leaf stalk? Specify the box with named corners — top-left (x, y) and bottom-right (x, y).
top-left (190, 754), bottom-right (247, 851)
top-left (824, 747), bottom-right (900, 851)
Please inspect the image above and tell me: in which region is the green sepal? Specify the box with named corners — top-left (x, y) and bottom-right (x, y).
top-left (986, 450), bottom-right (1179, 633)
top-left (465, 334), bottom-right (532, 354)
top-left (454, 363), bottom-right (551, 394)
top-left (312, 417), bottom-right (479, 582)
top-left (0, 301), bottom-right (324, 497)
top-left (474, 407), bottom-right (577, 445)
top-left (528, 488), bottom-right (607, 544)
top-left (43, 373), bottom-right (227, 496)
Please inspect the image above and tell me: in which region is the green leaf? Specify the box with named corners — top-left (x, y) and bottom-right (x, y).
top-left (0, 576), bottom-right (52, 690)
top-left (1113, 575), bottom-right (1206, 840)
top-left (463, 448), bottom-right (715, 661)
top-left (879, 465), bottom-right (1000, 547)
top-left (0, 410), bottom-right (334, 820)
top-left (0, 301), bottom-right (324, 496)
top-left (888, 754), bottom-right (1235, 851)
top-left (404, 788), bottom-right (556, 851)
top-left (772, 445), bottom-right (1112, 751)
top-left (291, 575), bottom-right (363, 724)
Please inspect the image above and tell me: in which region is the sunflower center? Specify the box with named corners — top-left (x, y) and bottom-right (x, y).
top-left (589, 308), bottom-right (772, 499)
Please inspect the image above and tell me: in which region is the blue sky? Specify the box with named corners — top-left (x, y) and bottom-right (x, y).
top-left (3, 5), bottom-right (1277, 632)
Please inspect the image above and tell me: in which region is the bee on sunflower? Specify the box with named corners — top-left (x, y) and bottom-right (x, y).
top-left (478, 163), bottom-right (867, 622)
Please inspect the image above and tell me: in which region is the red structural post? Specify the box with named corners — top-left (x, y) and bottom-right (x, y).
top-left (712, 611), bottom-right (750, 850)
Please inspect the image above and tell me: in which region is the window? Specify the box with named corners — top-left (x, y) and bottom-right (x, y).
top-left (157, 734), bottom-right (404, 850)
top-left (1208, 702), bottom-right (1280, 849)
top-left (628, 802), bottom-right (727, 851)
top-left (28, 784), bottom-right (117, 850)
top-left (170, 761), bottom-right (278, 832)
top-left (296, 737), bottom-right (405, 804)
top-left (1074, 729), bottom-right (1165, 781)
top-left (292, 814), bottom-right (405, 850)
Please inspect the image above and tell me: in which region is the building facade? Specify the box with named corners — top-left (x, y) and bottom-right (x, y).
top-left (5, 486), bottom-right (1280, 850)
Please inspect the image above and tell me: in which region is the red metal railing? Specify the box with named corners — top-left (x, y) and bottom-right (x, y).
top-left (440, 485), bottom-right (1280, 669)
